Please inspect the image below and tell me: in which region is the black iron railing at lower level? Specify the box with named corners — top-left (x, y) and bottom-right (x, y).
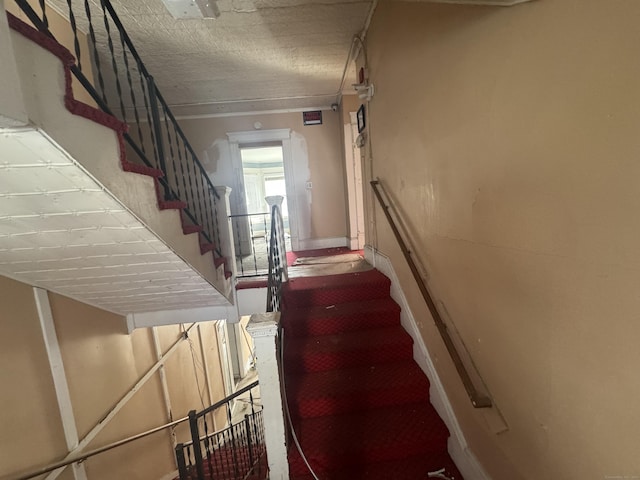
top-left (175, 381), bottom-right (266, 480)
top-left (230, 212), bottom-right (271, 278)
top-left (10, 0), bottom-right (222, 257)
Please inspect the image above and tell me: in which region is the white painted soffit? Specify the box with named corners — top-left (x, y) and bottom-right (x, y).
top-left (0, 128), bottom-right (229, 315)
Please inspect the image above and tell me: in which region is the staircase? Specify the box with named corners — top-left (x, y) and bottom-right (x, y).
top-left (282, 268), bottom-right (463, 480)
top-left (1, 12), bottom-right (234, 314)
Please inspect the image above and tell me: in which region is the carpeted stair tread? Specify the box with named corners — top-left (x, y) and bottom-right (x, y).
top-left (283, 297), bottom-right (401, 337)
top-left (282, 266), bottom-right (463, 479)
top-left (289, 452), bottom-right (463, 480)
top-left (283, 269), bottom-right (391, 308)
top-left (285, 326), bottom-right (413, 373)
top-left (286, 360), bottom-right (430, 418)
top-left (288, 402), bottom-right (449, 476)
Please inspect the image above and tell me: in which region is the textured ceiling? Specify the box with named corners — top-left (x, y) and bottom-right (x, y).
top-left (56, 0), bottom-right (374, 114)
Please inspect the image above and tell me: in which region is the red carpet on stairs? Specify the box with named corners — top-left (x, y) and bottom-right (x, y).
top-left (282, 268), bottom-right (463, 480)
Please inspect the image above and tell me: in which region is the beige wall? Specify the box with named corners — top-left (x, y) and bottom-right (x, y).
top-left (179, 111), bottom-right (348, 243)
top-left (364, 1), bottom-right (640, 479)
top-left (5, 0), bottom-right (96, 106)
top-left (0, 275), bottom-right (229, 480)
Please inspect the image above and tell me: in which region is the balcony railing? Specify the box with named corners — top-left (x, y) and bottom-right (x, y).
top-left (176, 381), bottom-right (266, 480)
top-left (10, 0), bottom-right (223, 257)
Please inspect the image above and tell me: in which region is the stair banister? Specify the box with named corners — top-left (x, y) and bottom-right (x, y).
top-left (371, 179), bottom-right (492, 409)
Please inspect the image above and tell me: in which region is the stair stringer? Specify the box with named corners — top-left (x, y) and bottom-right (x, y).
top-left (8, 21), bottom-right (233, 303)
top-left (364, 245), bottom-right (492, 480)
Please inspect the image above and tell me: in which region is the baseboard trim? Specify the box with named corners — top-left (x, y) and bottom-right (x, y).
top-left (364, 245), bottom-right (491, 480)
top-left (296, 236), bottom-right (348, 251)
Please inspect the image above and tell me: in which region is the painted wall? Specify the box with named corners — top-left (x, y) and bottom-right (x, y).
top-left (179, 111), bottom-right (348, 247)
top-left (0, 275), bottom-right (230, 480)
top-left (363, 1), bottom-right (640, 479)
top-left (5, 0), bottom-right (96, 107)
top-left (0, 1), bottom-right (28, 126)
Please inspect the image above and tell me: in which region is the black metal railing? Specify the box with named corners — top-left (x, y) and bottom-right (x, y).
top-left (175, 381), bottom-right (266, 480)
top-left (230, 212), bottom-right (271, 278)
top-left (10, 0), bottom-right (223, 256)
top-left (371, 179), bottom-right (492, 408)
top-left (266, 205), bottom-right (288, 312)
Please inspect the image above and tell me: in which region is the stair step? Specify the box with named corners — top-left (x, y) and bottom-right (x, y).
top-left (284, 326), bottom-right (414, 373)
top-left (283, 297), bottom-right (401, 337)
top-left (286, 360), bottom-right (430, 418)
top-left (283, 269), bottom-right (391, 308)
top-left (288, 402), bottom-right (449, 476)
top-left (289, 452), bottom-right (462, 480)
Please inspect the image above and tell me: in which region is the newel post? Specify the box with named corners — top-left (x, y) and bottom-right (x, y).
top-left (246, 312), bottom-right (289, 480)
top-left (213, 186), bottom-right (237, 278)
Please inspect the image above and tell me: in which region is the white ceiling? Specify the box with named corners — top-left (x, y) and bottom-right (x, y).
top-left (50, 0), bottom-right (375, 114)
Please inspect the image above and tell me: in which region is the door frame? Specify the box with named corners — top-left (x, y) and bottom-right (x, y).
top-left (228, 129), bottom-right (299, 251)
top-left (344, 112), bottom-right (365, 250)
top-left (215, 320), bottom-right (235, 398)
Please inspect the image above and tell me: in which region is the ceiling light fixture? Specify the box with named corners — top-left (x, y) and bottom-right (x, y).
top-left (161, 0), bottom-right (220, 19)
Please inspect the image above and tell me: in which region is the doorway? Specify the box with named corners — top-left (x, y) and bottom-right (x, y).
top-left (228, 129), bottom-right (300, 262)
top-left (240, 144), bottom-right (290, 221)
top-left (344, 112), bottom-right (366, 250)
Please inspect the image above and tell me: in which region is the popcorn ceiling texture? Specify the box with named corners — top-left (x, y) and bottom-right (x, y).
top-left (48, 0), bottom-right (373, 112)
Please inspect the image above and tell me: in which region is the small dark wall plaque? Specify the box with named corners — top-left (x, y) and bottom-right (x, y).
top-left (303, 110), bottom-right (323, 126)
top-left (357, 104), bottom-right (366, 133)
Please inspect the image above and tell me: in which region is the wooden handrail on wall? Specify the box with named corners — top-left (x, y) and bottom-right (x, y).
top-left (371, 180), bottom-right (492, 409)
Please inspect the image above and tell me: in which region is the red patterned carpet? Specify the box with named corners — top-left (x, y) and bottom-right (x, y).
top-left (282, 267), bottom-right (463, 480)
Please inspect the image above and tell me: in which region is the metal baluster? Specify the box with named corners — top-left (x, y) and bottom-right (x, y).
top-left (176, 445), bottom-right (189, 480)
top-left (262, 213), bottom-right (269, 273)
top-left (186, 445), bottom-right (195, 479)
top-left (233, 217), bottom-right (245, 276)
top-left (213, 193), bottom-right (222, 258)
top-left (176, 136), bottom-right (190, 209)
top-left (237, 422), bottom-right (248, 474)
top-left (119, 35), bottom-right (147, 161)
top-left (249, 218), bottom-right (258, 275)
top-left (206, 188), bottom-right (217, 253)
top-left (39, 0), bottom-right (48, 29)
top-left (147, 77), bottom-right (170, 199)
top-left (163, 106), bottom-right (179, 200)
top-left (210, 431), bottom-right (222, 479)
top-left (194, 169), bottom-right (206, 241)
top-left (203, 418), bottom-right (214, 480)
top-left (183, 143), bottom-right (197, 228)
top-left (100, 0), bottom-right (126, 121)
top-left (84, 0), bottom-right (108, 105)
top-left (201, 186), bottom-right (214, 247)
top-left (188, 411), bottom-right (205, 480)
top-left (138, 69), bottom-right (159, 168)
top-left (65, 0), bottom-right (82, 70)
top-left (226, 404), bottom-right (240, 479)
